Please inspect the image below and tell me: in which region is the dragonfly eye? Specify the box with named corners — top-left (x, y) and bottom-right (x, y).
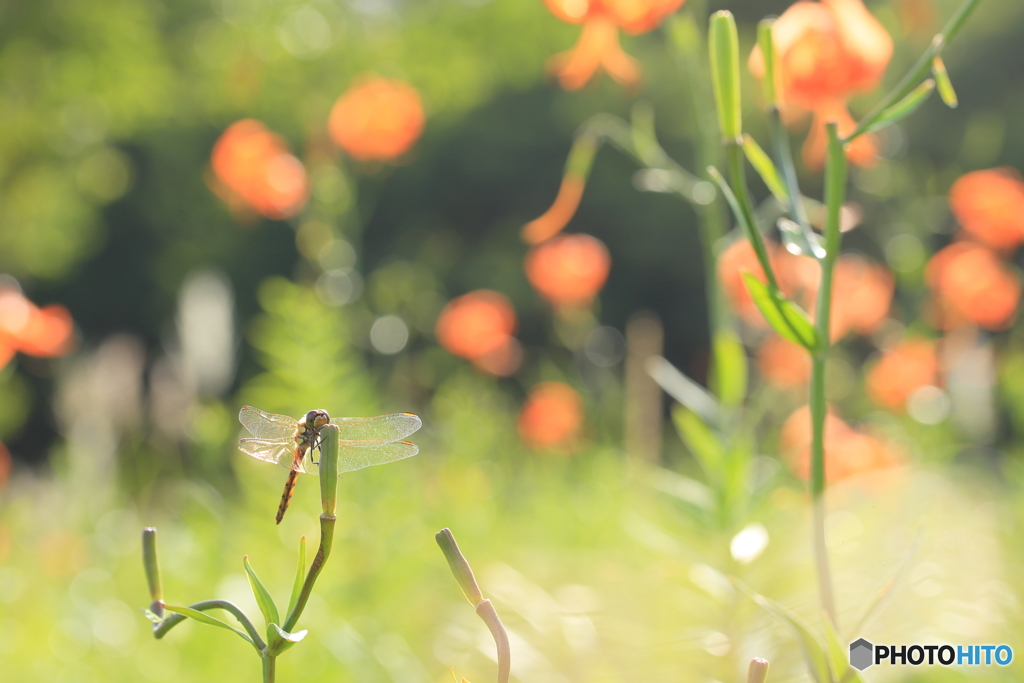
top-left (309, 409), bottom-right (331, 429)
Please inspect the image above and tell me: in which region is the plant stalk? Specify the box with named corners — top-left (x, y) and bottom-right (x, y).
top-left (263, 653), bottom-right (276, 683)
top-left (809, 123), bottom-right (847, 626)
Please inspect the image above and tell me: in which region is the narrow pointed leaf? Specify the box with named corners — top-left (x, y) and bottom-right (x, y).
top-left (741, 273), bottom-right (818, 351)
top-left (932, 56), bottom-right (958, 108)
top-left (778, 217), bottom-right (825, 259)
top-left (671, 405), bottom-right (725, 483)
top-left (865, 80), bottom-right (935, 134)
top-left (268, 623), bottom-right (308, 655)
top-left (734, 583), bottom-right (832, 683)
top-left (709, 11), bottom-right (742, 141)
top-left (756, 19), bottom-right (778, 108)
top-left (712, 331), bottom-right (747, 409)
top-left (162, 603), bottom-right (256, 647)
top-left (646, 355), bottom-right (719, 424)
top-left (742, 135), bottom-right (788, 203)
top-left (288, 536), bottom-right (307, 616)
top-left (823, 617), bottom-right (865, 683)
top-left (244, 556), bottom-right (280, 627)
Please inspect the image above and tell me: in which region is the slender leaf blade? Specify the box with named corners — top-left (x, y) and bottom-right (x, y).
top-left (866, 80), bottom-right (936, 134)
top-left (742, 134), bottom-right (788, 202)
top-left (741, 273), bottom-right (818, 351)
top-left (646, 355), bottom-right (720, 424)
top-left (932, 56), bottom-right (958, 108)
top-left (734, 583), bottom-right (832, 683)
top-left (671, 405), bottom-right (725, 482)
top-left (162, 603), bottom-right (256, 647)
top-left (823, 616), bottom-right (865, 683)
top-left (712, 330), bottom-right (747, 409)
top-left (288, 536), bottom-right (307, 616)
top-left (778, 217), bottom-right (825, 259)
top-left (244, 556), bottom-right (280, 627)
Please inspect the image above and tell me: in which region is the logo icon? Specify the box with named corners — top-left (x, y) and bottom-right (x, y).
top-left (850, 638), bottom-right (874, 671)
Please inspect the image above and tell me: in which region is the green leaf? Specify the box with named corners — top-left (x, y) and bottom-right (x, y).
top-left (734, 583), bottom-right (832, 683)
top-left (162, 603), bottom-right (255, 647)
top-left (709, 11), bottom-right (742, 141)
top-left (647, 467), bottom-right (715, 510)
top-left (141, 608), bottom-right (163, 625)
top-left (865, 80), bottom-right (935, 134)
top-left (778, 217), bottom-right (825, 259)
top-left (931, 56), bottom-right (958, 108)
top-left (646, 355), bottom-right (719, 424)
top-left (287, 536), bottom-right (307, 617)
top-left (741, 134), bottom-right (788, 203)
top-left (741, 273), bottom-right (819, 351)
top-left (671, 405), bottom-right (725, 482)
top-left (823, 616), bottom-right (865, 683)
top-left (244, 556), bottom-right (280, 628)
top-left (712, 331), bottom-right (747, 409)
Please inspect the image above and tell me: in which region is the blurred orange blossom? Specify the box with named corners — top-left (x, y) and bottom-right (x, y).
top-left (543, 0), bottom-right (685, 90)
top-left (0, 288), bottom-right (75, 370)
top-left (435, 290), bottom-right (521, 376)
top-left (757, 335), bottom-right (811, 388)
top-left (749, 0), bottom-right (893, 169)
top-left (926, 242), bottom-right (1021, 330)
top-left (827, 255), bottom-right (894, 339)
top-left (780, 405), bottom-right (903, 483)
top-left (211, 119), bottom-right (309, 220)
top-left (866, 338), bottom-right (939, 410)
top-left (518, 381), bottom-right (585, 450)
top-left (948, 168), bottom-right (1024, 251)
top-left (328, 76), bottom-right (425, 162)
top-left (525, 233), bottom-right (611, 307)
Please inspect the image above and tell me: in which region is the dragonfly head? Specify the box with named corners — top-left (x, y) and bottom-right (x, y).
top-left (303, 409), bottom-right (331, 430)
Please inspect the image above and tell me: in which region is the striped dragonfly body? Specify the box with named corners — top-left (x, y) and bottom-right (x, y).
top-left (238, 405), bottom-right (422, 524)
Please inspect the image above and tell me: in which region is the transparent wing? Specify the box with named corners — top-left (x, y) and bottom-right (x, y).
top-left (239, 405), bottom-right (297, 440)
top-left (303, 441), bottom-right (420, 476)
top-left (239, 438), bottom-right (312, 473)
top-left (331, 412), bottom-right (422, 444)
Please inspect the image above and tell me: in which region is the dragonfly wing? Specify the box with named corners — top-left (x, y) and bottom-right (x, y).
top-left (330, 412), bottom-right (422, 444)
top-left (239, 405), bottom-right (297, 440)
top-left (336, 441), bottom-right (419, 474)
top-left (239, 438), bottom-right (311, 472)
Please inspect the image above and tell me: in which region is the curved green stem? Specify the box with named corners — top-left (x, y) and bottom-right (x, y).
top-left (847, 0), bottom-right (983, 141)
top-left (152, 599), bottom-right (266, 650)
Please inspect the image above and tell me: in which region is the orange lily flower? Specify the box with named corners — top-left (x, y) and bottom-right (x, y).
top-left (435, 290), bottom-right (521, 376)
top-left (780, 405), bottom-right (903, 483)
top-left (926, 242), bottom-right (1020, 330)
top-left (866, 338), bottom-right (939, 410)
top-left (328, 76), bottom-right (425, 162)
top-left (544, 0), bottom-right (685, 90)
top-left (518, 381), bottom-right (585, 451)
top-left (749, 0), bottom-right (893, 169)
top-left (948, 169), bottom-right (1024, 251)
top-left (525, 233), bottom-right (611, 308)
top-left (757, 335), bottom-right (811, 388)
top-left (0, 287), bottom-right (75, 370)
top-left (210, 119), bottom-right (309, 219)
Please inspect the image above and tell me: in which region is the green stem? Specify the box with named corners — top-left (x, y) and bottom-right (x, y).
top-left (282, 513), bottom-right (336, 633)
top-left (809, 123), bottom-right (846, 626)
top-left (152, 600), bottom-right (266, 650)
top-left (263, 653), bottom-right (276, 683)
top-left (847, 0), bottom-right (983, 141)
top-left (768, 109), bottom-right (812, 234)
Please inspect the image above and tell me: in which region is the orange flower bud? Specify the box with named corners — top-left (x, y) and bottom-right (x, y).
top-left (866, 338), bottom-right (939, 410)
top-left (0, 289), bottom-right (75, 368)
top-left (211, 119), bottom-right (309, 219)
top-left (518, 381), bottom-right (584, 450)
top-left (926, 242), bottom-right (1021, 330)
top-left (525, 233), bottom-right (611, 307)
top-left (522, 175), bottom-right (586, 245)
top-left (436, 290), bottom-right (518, 361)
top-left (328, 76), bottom-right (424, 162)
top-left (949, 169), bottom-right (1024, 251)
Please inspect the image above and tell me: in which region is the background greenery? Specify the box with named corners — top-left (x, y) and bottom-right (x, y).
top-left (1, 0), bottom-right (1023, 681)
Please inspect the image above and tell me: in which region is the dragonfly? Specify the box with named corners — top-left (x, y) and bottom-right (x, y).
top-left (238, 405), bottom-right (422, 524)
